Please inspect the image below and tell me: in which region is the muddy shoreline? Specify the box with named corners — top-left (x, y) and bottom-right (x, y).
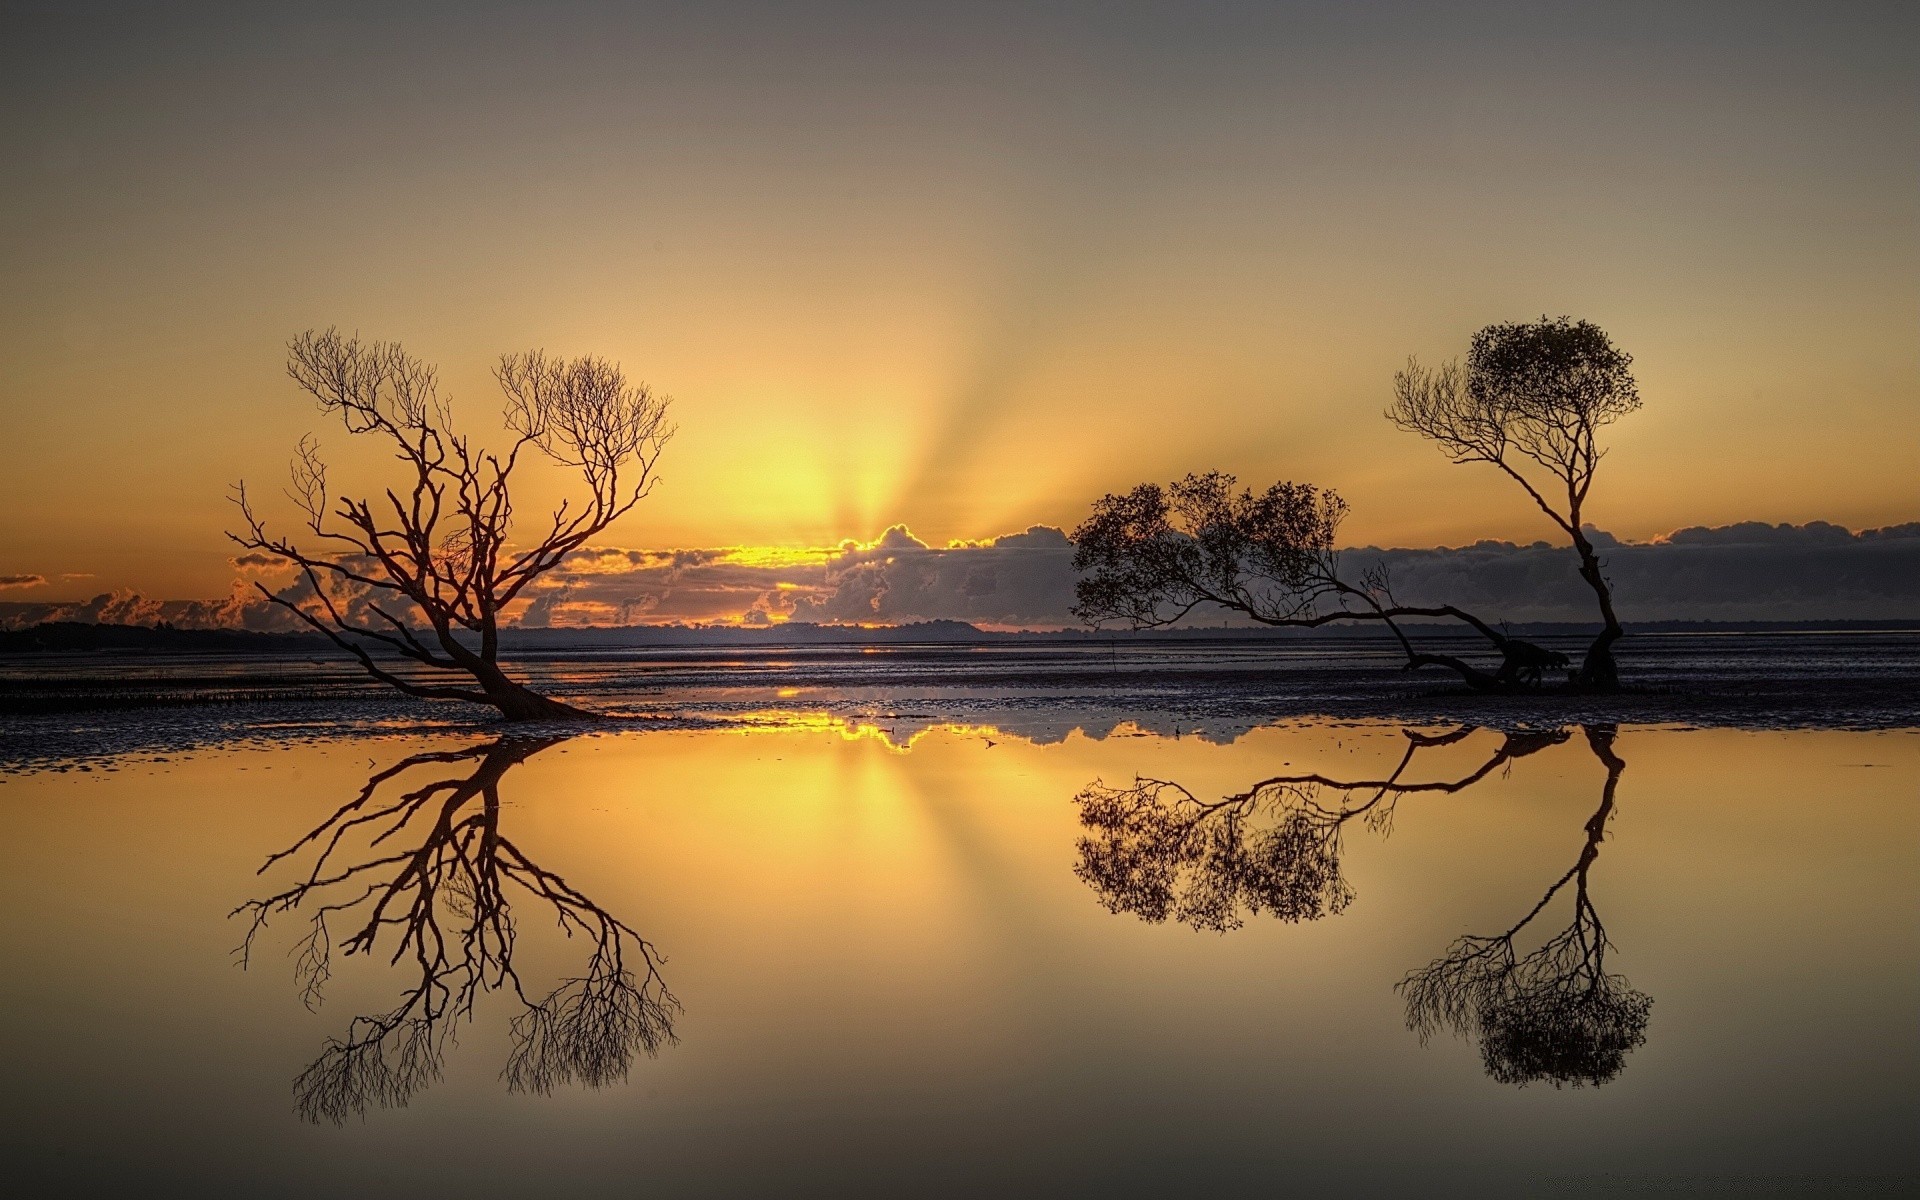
top-left (4, 632), bottom-right (1917, 773)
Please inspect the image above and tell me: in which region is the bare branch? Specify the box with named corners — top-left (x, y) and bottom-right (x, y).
top-left (232, 738), bottom-right (680, 1122)
top-left (231, 330), bottom-right (678, 719)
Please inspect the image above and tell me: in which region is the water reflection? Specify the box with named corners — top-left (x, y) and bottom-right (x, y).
top-left (1400, 727), bottom-right (1649, 1088)
top-left (1074, 724), bottom-right (1650, 1088)
top-left (232, 738), bottom-right (679, 1122)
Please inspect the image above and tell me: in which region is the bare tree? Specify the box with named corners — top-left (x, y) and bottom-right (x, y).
top-left (232, 737), bottom-right (679, 1123)
top-left (231, 329), bottom-right (674, 720)
top-left (1071, 472), bottom-right (1571, 692)
top-left (1072, 726), bottom-right (1569, 930)
top-left (1390, 318), bottom-right (1640, 690)
top-left (1398, 726), bottom-right (1651, 1087)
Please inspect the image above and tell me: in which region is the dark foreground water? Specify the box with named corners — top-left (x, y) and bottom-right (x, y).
top-left (1, 705), bottom-right (1915, 1196)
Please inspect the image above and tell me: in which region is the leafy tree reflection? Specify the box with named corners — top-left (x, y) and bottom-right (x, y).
top-left (1072, 725), bottom-right (1650, 1086)
top-left (1074, 727), bottom-right (1567, 930)
top-left (1398, 727), bottom-right (1649, 1087)
top-left (233, 738), bottom-right (678, 1123)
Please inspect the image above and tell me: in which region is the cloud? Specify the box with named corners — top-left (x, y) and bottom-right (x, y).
top-left (1342, 521), bottom-right (1920, 623)
top-left (518, 582), bottom-right (579, 628)
top-left (1, 588), bottom-right (171, 627)
top-left (790, 524), bottom-right (1079, 625)
top-left (0, 574), bottom-right (48, 590)
top-left (2, 520), bottom-right (1914, 632)
top-left (530, 524), bottom-right (1081, 628)
top-left (529, 519), bottom-right (1916, 628)
top-left (0, 561), bottom-right (423, 633)
top-left (1655, 520), bottom-right (1896, 547)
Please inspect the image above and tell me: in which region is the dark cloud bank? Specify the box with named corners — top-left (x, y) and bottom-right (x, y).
top-left (1344, 521), bottom-right (1920, 624)
top-left (2, 521), bottom-right (1916, 633)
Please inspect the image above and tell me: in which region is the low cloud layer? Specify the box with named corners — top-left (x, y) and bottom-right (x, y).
top-left (2, 520), bottom-right (1915, 632)
top-left (531, 524), bottom-right (1081, 628)
top-left (1342, 521), bottom-right (1920, 623)
top-left (523, 518), bottom-right (1920, 627)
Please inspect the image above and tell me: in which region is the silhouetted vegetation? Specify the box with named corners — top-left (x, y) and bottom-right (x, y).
top-left (1072, 472), bottom-right (1569, 692)
top-left (1073, 723), bottom-right (1652, 1087)
top-left (232, 738), bottom-right (678, 1122)
top-left (1073, 727), bottom-right (1563, 930)
top-left (1391, 318), bottom-right (1640, 690)
top-left (1074, 315), bottom-right (1641, 693)
top-left (1399, 727), bottom-right (1649, 1086)
top-left (231, 329), bottom-right (674, 720)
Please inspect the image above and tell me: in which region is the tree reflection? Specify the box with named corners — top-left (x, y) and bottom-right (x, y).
top-left (1072, 724), bottom-right (1651, 1086)
top-left (1073, 726), bottom-right (1567, 931)
top-left (232, 738), bottom-right (678, 1123)
top-left (1398, 727), bottom-right (1649, 1088)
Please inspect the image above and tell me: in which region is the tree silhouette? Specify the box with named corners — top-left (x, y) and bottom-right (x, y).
top-left (232, 737), bottom-right (679, 1122)
top-left (1398, 726), bottom-right (1651, 1087)
top-left (1390, 318), bottom-right (1640, 690)
top-left (1075, 723), bottom-right (1652, 1087)
top-left (231, 329), bottom-right (674, 719)
top-left (1073, 726), bottom-right (1568, 930)
top-left (1071, 472), bottom-right (1570, 692)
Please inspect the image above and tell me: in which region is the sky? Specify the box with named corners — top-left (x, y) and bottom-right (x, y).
top-left (2, 1), bottom-right (1915, 622)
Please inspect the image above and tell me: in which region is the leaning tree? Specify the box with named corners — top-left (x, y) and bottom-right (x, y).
top-left (1072, 722), bottom-right (1652, 1087)
top-left (1072, 726), bottom-right (1567, 931)
top-left (232, 329), bottom-right (673, 719)
top-left (1399, 726), bottom-right (1651, 1087)
top-left (1390, 317), bottom-right (1640, 690)
top-left (1071, 471), bottom-right (1571, 692)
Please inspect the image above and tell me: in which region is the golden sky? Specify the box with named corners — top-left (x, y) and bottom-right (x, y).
top-left (2, 1), bottom-right (1915, 602)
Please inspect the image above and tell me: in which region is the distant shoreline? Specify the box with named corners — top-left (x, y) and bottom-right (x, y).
top-left (4, 618), bottom-right (1919, 656)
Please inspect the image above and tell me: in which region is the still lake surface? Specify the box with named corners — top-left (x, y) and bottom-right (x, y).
top-left (2, 641), bottom-right (1916, 1195)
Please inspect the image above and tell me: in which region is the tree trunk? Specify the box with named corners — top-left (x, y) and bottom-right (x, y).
top-left (471, 661), bottom-right (592, 722)
top-left (1577, 623), bottom-right (1622, 692)
top-left (1570, 533), bottom-right (1624, 692)
top-left (1404, 650), bottom-right (1508, 693)
top-left (1325, 586), bottom-right (1524, 694)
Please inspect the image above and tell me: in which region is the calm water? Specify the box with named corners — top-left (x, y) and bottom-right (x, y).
top-left (2, 717), bottom-right (1915, 1196)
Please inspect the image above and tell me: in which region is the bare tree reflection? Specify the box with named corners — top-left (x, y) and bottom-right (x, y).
top-left (1073, 724), bottom-right (1651, 1087)
top-left (233, 738), bottom-right (678, 1122)
top-left (1073, 727), bottom-right (1567, 931)
top-left (1399, 726), bottom-right (1650, 1088)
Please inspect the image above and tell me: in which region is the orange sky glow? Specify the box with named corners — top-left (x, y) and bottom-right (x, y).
top-left (2, 3), bottom-right (1914, 620)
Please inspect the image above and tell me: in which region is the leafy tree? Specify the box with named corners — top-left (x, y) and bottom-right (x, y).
top-left (1391, 317), bottom-right (1640, 689)
top-left (1398, 727), bottom-right (1651, 1087)
top-left (1074, 723), bottom-right (1653, 1088)
top-left (1071, 472), bottom-right (1569, 692)
top-left (1073, 727), bottom-right (1566, 930)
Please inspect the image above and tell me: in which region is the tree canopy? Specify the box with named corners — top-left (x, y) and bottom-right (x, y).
top-left (1391, 317), bottom-right (1641, 689)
